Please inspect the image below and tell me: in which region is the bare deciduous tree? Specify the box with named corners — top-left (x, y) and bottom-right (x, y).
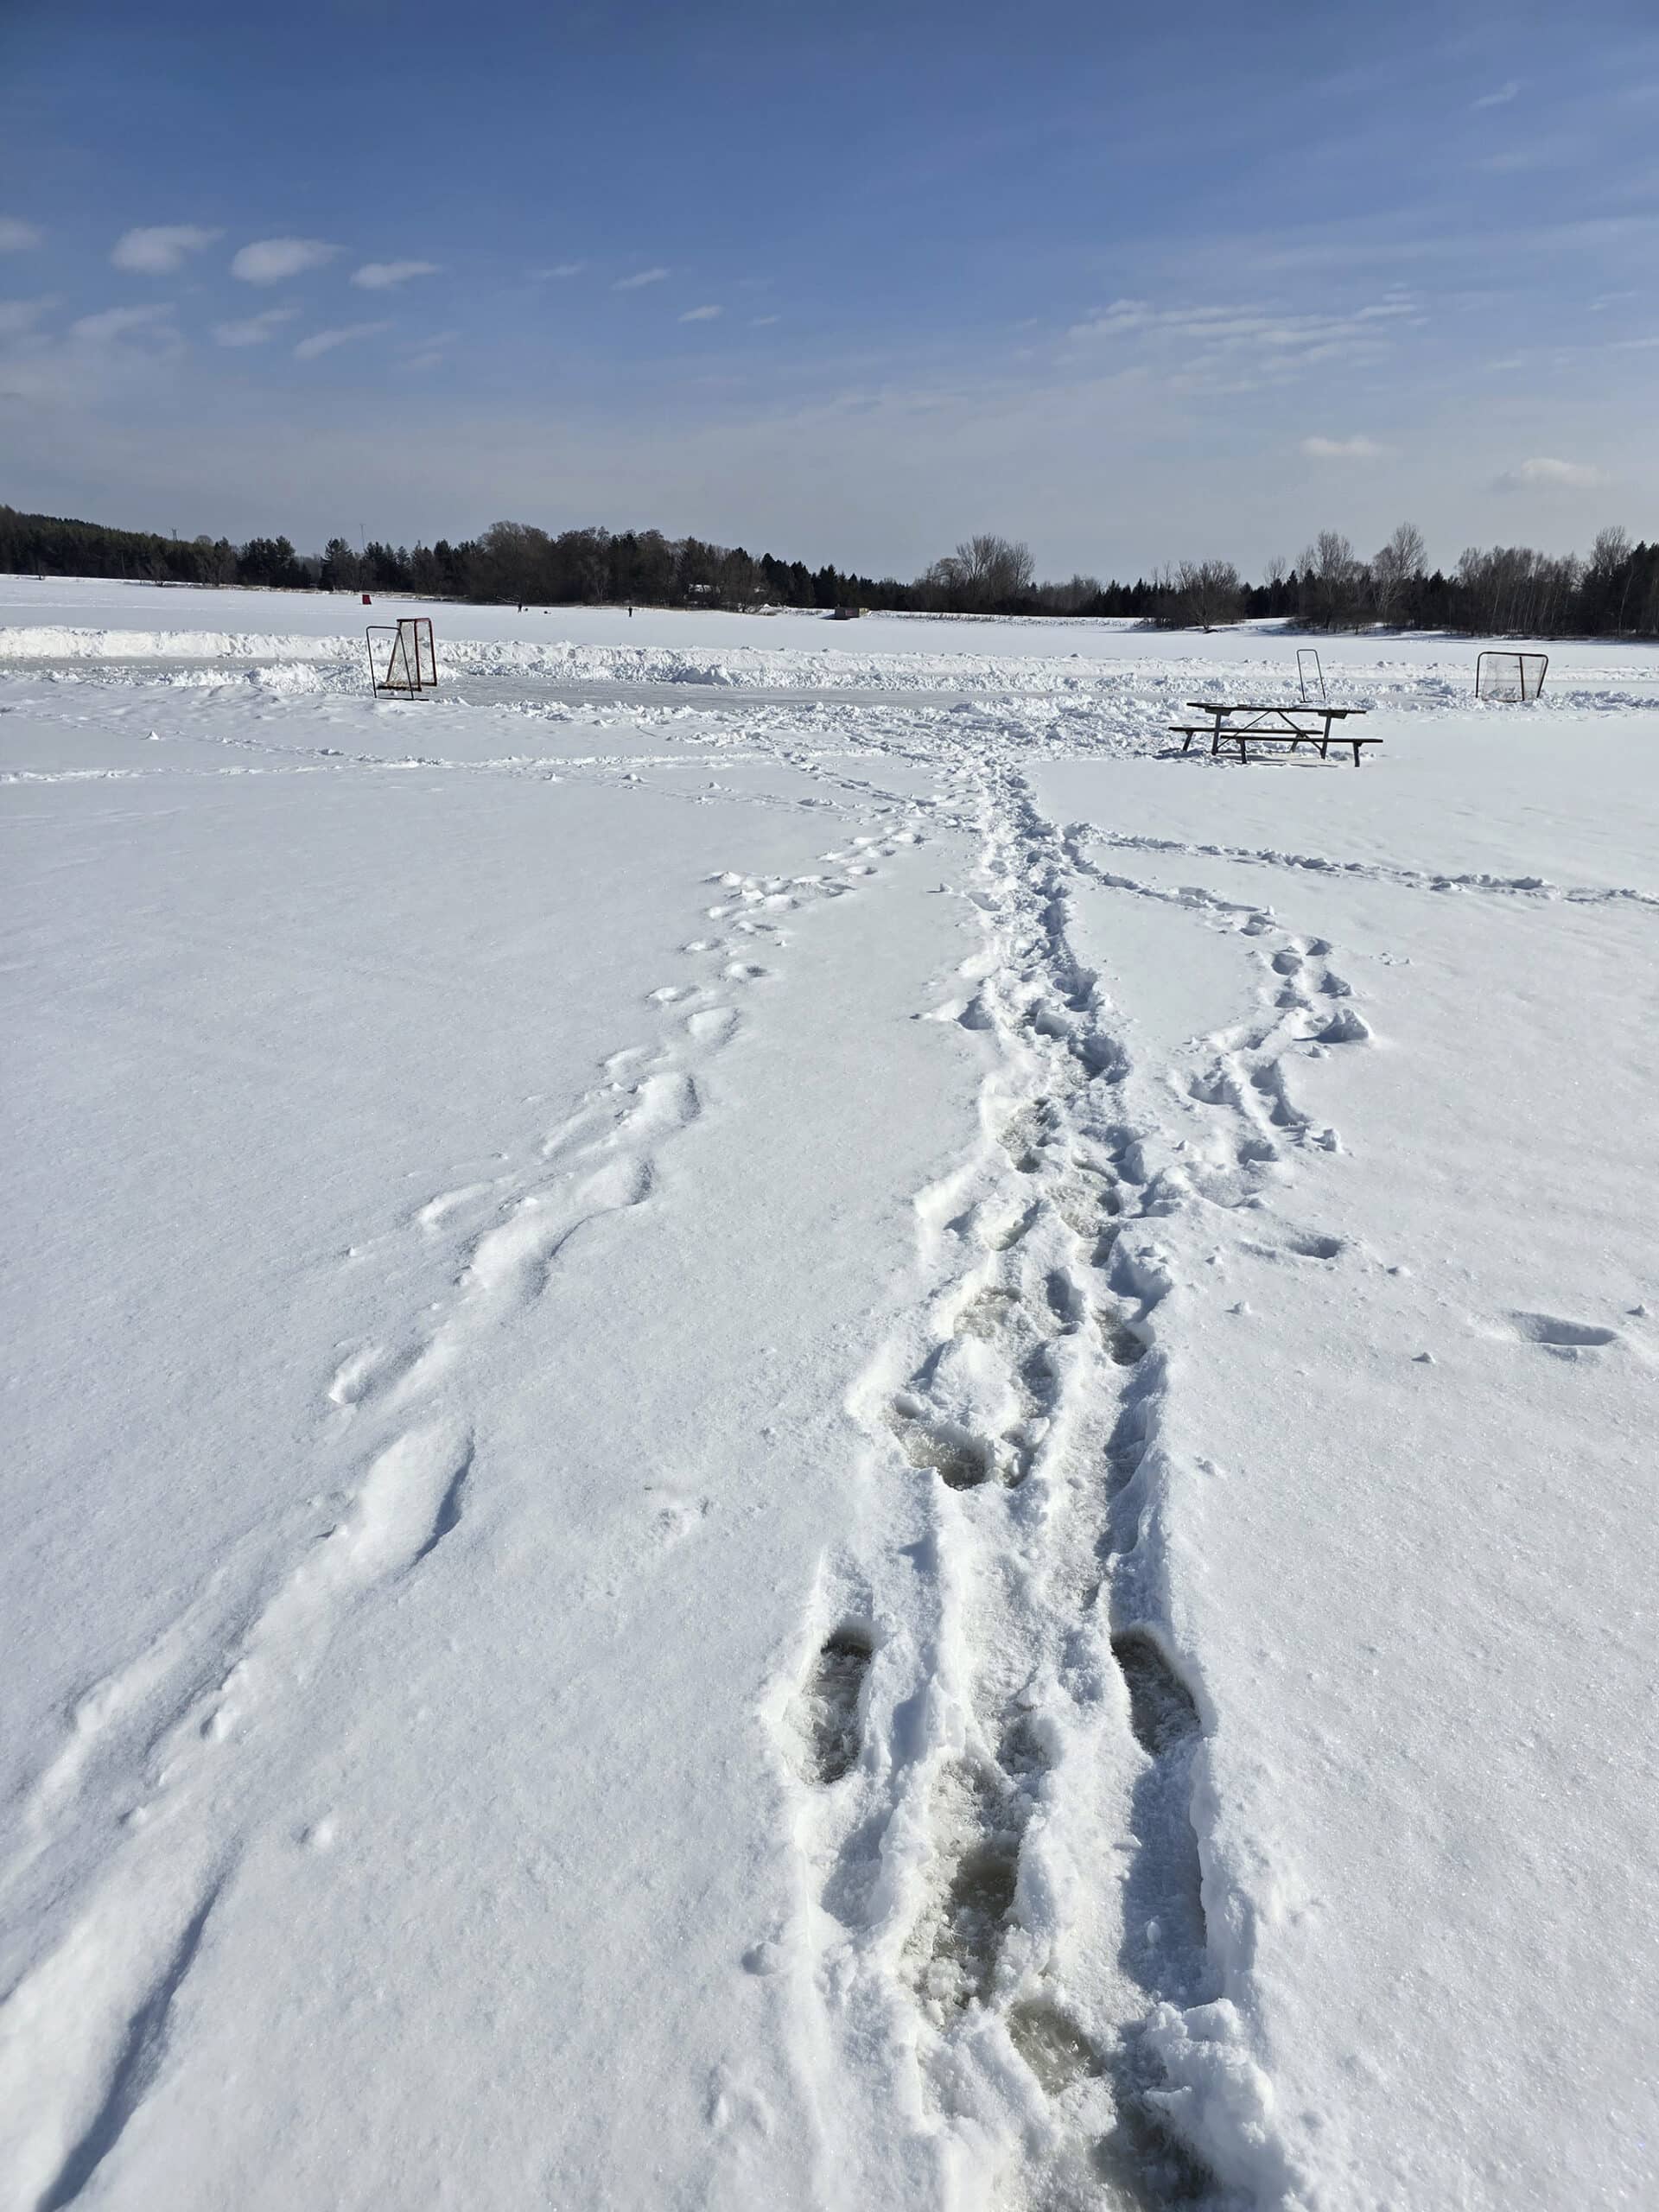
top-left (1370, 522), bottom-right (1426, 626)
top-left (919, 533), bottom-right (1036, 611)
top-left (1589, 525), bottom-right (1630, 577)
top-left (1299, 530), bottom-right (1363, 628)
top-left (1172, 557), bottom-right (1242, 629)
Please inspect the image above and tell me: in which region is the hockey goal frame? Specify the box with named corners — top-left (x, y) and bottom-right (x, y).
top-left (1475, 649), bottom-right (1548, 702)
top-left (366, 617), bottom-right (437, 696)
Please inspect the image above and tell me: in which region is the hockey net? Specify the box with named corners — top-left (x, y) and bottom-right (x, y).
top-left (367, 617), bottom-right (438, 696)
top-left (1475, 650), bottom-right (1548, 702)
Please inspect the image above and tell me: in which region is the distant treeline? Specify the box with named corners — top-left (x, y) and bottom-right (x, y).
top-left (3, 505), bottom-right (1656, 639)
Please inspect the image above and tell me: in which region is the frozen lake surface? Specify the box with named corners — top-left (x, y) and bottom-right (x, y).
top-left (3, 579), bottom-right (1655, 2211)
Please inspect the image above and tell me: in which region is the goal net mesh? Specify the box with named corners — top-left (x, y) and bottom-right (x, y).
top-left (1476, 651), bottom-right (1548, 702)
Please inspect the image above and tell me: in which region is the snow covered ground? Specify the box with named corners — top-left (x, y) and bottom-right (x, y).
top-left (3, 579), bottom-right (1655, 2211)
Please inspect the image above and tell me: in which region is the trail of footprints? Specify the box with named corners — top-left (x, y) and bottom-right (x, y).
top-left (1077, 822), bottom-right (1659, 913)
top-left (1, 808), bottom-right (931, 2212)
top-left (785, 771), bottom-right (1371, 2204)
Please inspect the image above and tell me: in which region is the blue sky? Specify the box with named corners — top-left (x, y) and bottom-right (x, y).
top-left (2, 0), bottom-right (1656, 577)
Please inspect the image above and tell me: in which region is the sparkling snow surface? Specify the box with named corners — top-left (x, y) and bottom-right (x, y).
top-left (3, 580), bottom-right (1655, 2212)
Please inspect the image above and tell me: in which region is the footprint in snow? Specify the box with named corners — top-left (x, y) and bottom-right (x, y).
top-left (1508, 1311), bottom-right (1622, 1357)
top-left (414, 1180), bottom-right (497, 1230)
top-left (790, 1627), bottom-right (874, 1785)
top-left (326, 1340), bottom-right (418, 1410)
top-left (645, 1489), bottom-right (713, 1548)
top-left (685, 1006), bottom-right (741, 1046)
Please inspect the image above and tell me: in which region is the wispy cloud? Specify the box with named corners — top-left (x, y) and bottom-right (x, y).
top-left (213, 306), bottom-right (298, 347)
top-left (679, 303), bottom-right (722, 322)
top-left (232, 237), bottom-right (340, 284)
top-left (0, 217), bottom-right (42, 252)
top-left (111, 225), bottom-right (222, 275)
top-left (0, 296), bottom-right (58, 336)
top-left (1250, 207), bottom-right (1659, 277)
top-left (353, 259), bottom-right (441, 290)
top-left (0, 295), bottom-right (179, 408)
top-left (1472, 79), bottom-right (1521, 111)
top-left (531, 261), bottom-right (587, 279)
top-left (1476, 143), bottom-right (1567, 175)
top-left (751, 315), bottom-right (780, 327)
top-left (613, 266), bottom-right (668, 290)
top-left (402, 328), bottom-right (460, 372)
top-left (293, 320), bottom-right (391, 360)
top-left (71, 302), bottom-right (175, 343)
top-left (1067, 295), bottom-right (1421, 387)
top-left (1301, 434), bottom-right (1387, 460)
top-left (1493, 455), bottom-right (1605, 491)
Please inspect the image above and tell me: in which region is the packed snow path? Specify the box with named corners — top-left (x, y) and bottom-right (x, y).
top-left (2, 583), bottom-right (1656, 2210)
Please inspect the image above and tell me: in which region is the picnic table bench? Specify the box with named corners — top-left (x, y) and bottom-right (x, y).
top-left (1169, 700), bottom-right (1378, 766)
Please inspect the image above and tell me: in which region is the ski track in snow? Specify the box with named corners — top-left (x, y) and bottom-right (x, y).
top-left (0, 789), bottom-right (933, 2212)
top-left (773, 741), bottom-right (1376, 2208)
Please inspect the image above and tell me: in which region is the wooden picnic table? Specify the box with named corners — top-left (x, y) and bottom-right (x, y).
top-left (1171, 699), bottom-right (1377, 766)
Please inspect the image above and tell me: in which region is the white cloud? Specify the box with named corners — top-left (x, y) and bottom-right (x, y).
top-left (0, 217), bottom-right (42, 252)
top-left (401, 328), bottom-right (459, 371)
top-left (232, 237), bottom-right (340, 284)
top-left (1494, 455), bottom-right (1607, 491)
top-left (613, 266), bottom-right (668, 290)
top-left (70, 302), bottom-right (174, 342)
top-left (213, 307), bottom-right (298, 347)
top-left (531, 261), bottom-right (586, 279)
top-left (1472, 79), bottom-right (1521, 111)
top-left (0, 296), bottom-right (58, 335)
top-left (751, 315), bottom-right (780, 327)
top-left (111, 225), bottom-right (222, 275)
top-left (1301, 435), bottom-right (1386, 460)
top-left (0, 297), bottom-right (181, 408)
top-left (1064, 293), bottom-right (1423, 394)
top-left (293, 321), bottom-right (391, 360)
top-left (679, 304), bottom-right (722, 322)
top-left (1081, 298), bottom-right (1419, 346)
top-left (353, 259), bottom-right (441, 290)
